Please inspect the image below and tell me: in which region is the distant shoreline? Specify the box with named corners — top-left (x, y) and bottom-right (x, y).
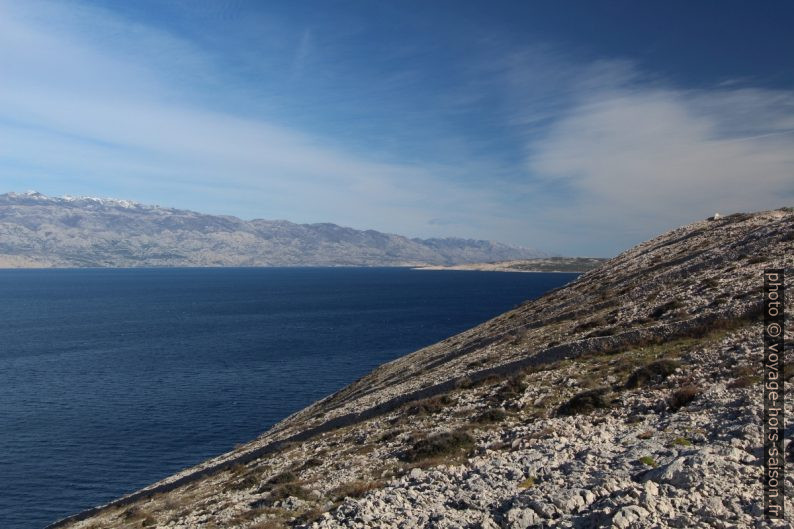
top-left (0, 259), bottom-right (608, 273)
top-left (413, 267), bottom-right (584, 273)
top-left (412, 257), bottom-right (607, 274)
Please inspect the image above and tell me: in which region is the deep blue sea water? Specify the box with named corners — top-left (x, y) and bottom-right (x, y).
top-left (0, 267), bottom-right (577, 529)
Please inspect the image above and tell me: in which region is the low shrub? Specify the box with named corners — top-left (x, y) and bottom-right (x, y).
top-left (330, 480), bottom-right (381, 501)
top-left (250, 521), bottom-right (288, 529)
top-left (670, 385), bottom-right (701, 411)
top-left (227, 473), bottom-right (260, 491)
top-left (732, 365), bottom-right (756, 378)
top-left (557, 388), bottom-right (611, 416)
top-left (574, 317), bottom-right (607, 333)
top-left (586, 327), bottom-right (617, 338)
top-left (404, 395), bottom-right (452, 416)
top-left (472, 408), bottom-right (507, 424)
top-left (377, 429), bottom-right (401, 444)
top-left (301, 457), bottom-right (323, 469)
top-left (457, 374), bottom-right (501, 390)
top-left (728, 376), bottom-right (757, 389)
top-left (399, 430), bottom-right (475, 463)
top-left (671, 437), bottom-right (692, 447)
top-left (649, 299), bottom-right (684, 319)
top-left (251, 483), bottom-right (311, 508)
top-left (723, 212), bottom-right (753, 223)
top-left (268, 471), bottom-right (297, 485)
top-left (293, 507), bottom-right (326, 526)
top-left (625, 359), bottom-right (680, 389)
top-left (493, 375), bottom-right (527, 402)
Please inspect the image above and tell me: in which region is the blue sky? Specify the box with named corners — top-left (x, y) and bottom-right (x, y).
top-left (1, 0), bottom-right (793, 255)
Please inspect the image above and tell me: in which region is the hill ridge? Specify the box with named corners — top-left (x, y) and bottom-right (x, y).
top-left (50, 208), bottom-right (794, 529)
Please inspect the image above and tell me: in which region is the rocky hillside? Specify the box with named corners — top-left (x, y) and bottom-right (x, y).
top-left (51, 208), bottom-right (793, 529)
top-left (0, 192), bottom-right (543, 268)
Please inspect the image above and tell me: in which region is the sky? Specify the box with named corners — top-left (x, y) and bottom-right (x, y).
top-left (1, 0), bottom-right (793, 256)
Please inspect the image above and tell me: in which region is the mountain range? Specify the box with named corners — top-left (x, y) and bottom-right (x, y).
top-left (0, 192), bottom-right (544, 268)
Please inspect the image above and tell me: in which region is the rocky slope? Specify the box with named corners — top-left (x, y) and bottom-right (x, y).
top-left (0, 192), bottom-right (543, 268)
top-left (50, 208), bottom-right (793, 529)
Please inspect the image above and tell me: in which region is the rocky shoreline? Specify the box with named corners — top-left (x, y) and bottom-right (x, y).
top-left (51, 208), bottom-right (793, 529)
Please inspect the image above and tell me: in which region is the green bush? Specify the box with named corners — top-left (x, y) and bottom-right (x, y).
top-left (638, 456), bottom-right (658, 468)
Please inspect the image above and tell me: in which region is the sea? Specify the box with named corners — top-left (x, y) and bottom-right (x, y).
top-left (0, 267), bottom-right (577, 529)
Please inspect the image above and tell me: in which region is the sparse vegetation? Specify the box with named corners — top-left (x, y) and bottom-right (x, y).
top-left (638, 456), bottom-right (658, 468)
top-left (672, 437), bottom-right (692, 447)
top-left (517, 477), bottom-right (536, 489)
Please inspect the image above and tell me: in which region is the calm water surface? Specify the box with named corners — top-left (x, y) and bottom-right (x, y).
top-left (0, 267), bottom-right (577, 528)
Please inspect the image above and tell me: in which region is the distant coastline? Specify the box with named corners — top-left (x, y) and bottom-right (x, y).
top-left (413, 256), bottom-right (607, 273)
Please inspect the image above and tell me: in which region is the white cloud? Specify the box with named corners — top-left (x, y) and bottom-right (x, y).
top-left (524, 82), bottom-right (794, 254)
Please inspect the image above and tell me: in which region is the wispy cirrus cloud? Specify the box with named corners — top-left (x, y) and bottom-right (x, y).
top-left (0, 0), bottom-right (518, 242)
